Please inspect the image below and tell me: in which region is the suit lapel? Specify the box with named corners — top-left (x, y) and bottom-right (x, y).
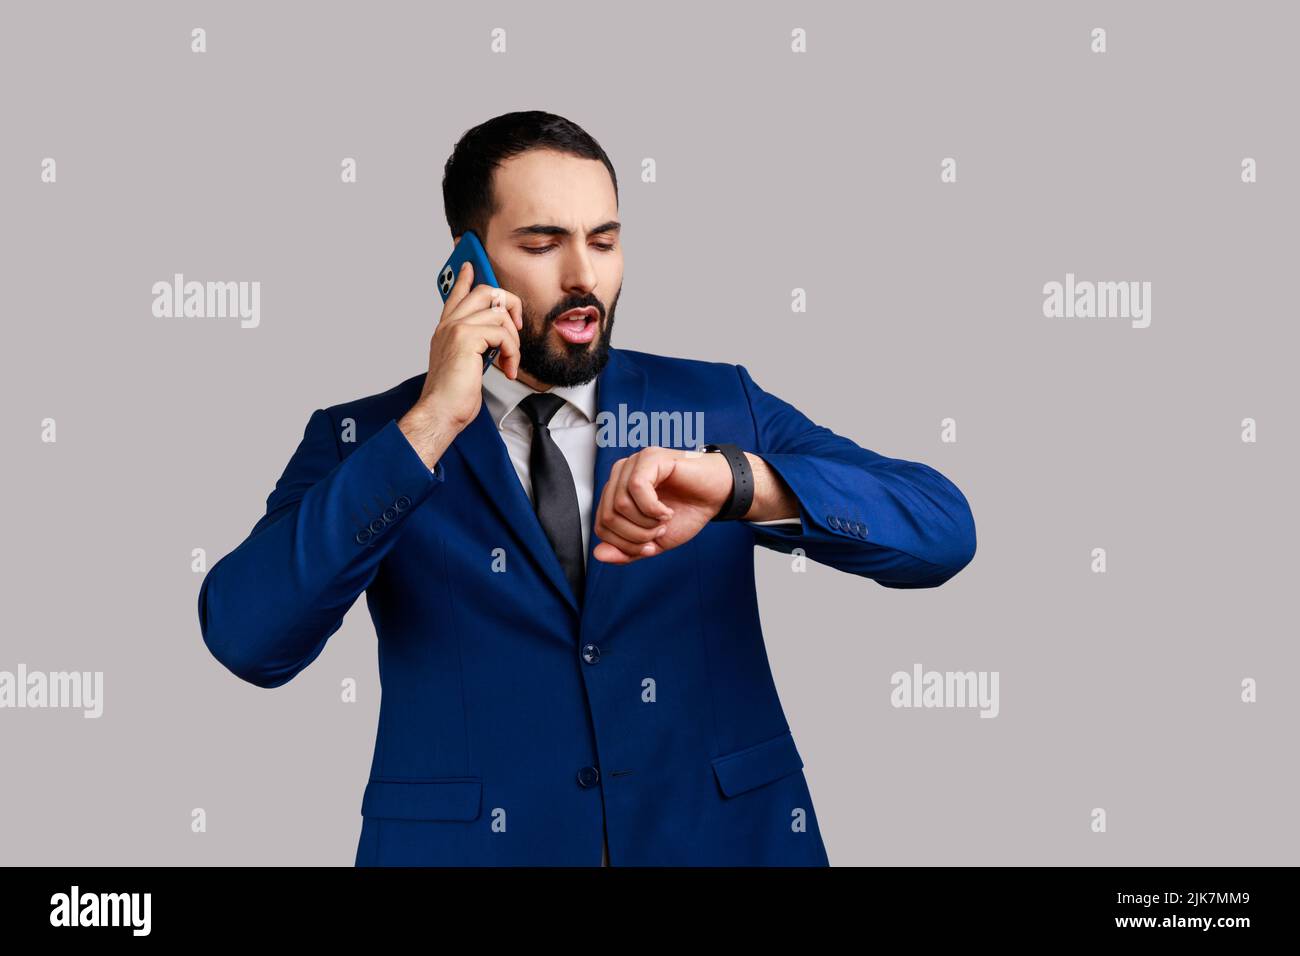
top-left (450, 392), bottom-right (583, 616)
top-left (581, 348), bottom-right (648, 628)
top-left (448, 348), bottom-right (647, 625)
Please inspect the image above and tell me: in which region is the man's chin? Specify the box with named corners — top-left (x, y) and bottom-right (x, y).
top-left (521, 339), bottom-right (610, 387)
top-left (515, 312), bottom-right (615, 387)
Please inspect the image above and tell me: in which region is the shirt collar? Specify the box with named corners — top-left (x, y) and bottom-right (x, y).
top-left (481, 362), bottom-right (598, 430)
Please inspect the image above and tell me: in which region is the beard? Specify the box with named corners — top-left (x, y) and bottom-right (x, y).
top-left (517, 284), bottom-right (620, 387)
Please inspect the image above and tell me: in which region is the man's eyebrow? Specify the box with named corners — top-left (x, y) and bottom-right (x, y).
top-left (509, 220), bottom-right (621, 238)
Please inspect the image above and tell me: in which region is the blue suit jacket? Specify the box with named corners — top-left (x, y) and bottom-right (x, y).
top-left (197, 347), bottom-right (976, 866)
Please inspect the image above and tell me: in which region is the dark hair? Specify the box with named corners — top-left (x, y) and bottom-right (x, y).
top-left (442, 110), bottom-right (619, 243)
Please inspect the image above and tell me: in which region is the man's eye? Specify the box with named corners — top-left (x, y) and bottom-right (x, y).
top-left (523, 244), bottom-right (617, 255)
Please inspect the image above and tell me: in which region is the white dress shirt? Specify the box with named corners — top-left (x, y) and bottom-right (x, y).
top-left (468, 362), bottom-right (803, 866)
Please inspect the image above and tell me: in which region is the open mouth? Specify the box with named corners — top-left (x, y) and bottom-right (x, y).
top-left (554, 308), bottom-right (599, 344)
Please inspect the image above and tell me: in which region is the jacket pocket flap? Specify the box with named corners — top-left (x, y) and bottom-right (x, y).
top-left (710, 730), bottom-right (804, 798)
top-left (361, 777), bottom-right (483, 820)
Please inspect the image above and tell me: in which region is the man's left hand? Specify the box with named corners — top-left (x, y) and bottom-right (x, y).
top-left (592, 446), bottom-right (734, 564)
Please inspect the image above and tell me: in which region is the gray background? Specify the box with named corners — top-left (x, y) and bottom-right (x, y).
top-left (1, 0), bottom-right (1295, 865)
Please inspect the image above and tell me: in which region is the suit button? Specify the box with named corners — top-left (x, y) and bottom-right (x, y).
top-left (576, 766), bottom-right (600, 788)
top-left (355, 529), bottom-right (372, 545)
top-left (394, 495), bottom-right (410, 511)
top-left (828, 515), bottom-right (840, 529)
top-left (582, 643), bottom-right (601, 664)
top-left (369, 518), bottom-right (385, 535)
top-left (382, 508), bottom-right (397, 523)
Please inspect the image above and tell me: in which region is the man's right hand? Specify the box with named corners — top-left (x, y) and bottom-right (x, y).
top-left (398, 260), bottom-right (524, 469)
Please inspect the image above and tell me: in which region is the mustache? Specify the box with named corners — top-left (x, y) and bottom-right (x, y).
top-left (546, 303), bottom-right (604, 322)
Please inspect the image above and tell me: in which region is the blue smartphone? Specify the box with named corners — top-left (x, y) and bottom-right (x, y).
top-left (436, 230), bottom-right (502, 373)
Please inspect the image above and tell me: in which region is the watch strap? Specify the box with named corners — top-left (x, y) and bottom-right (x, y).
top-left (702, 442), bottom-right (754, 521)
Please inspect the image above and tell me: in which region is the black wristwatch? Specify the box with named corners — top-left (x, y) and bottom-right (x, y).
top-left (701, 443), bottom-right (754, 521)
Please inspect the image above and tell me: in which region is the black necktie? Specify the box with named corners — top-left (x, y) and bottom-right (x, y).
top-left (519, 392), bottom-right (586, 604)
